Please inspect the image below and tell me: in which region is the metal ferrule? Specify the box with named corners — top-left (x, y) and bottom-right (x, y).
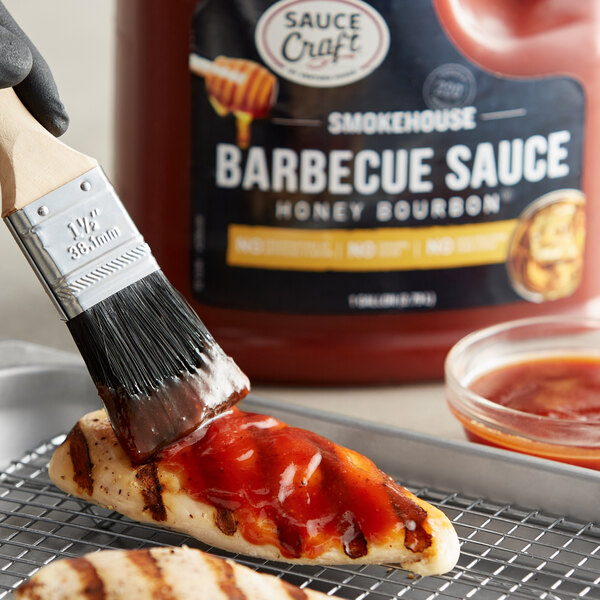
top-left (5, 167), bottom-right (159, 320)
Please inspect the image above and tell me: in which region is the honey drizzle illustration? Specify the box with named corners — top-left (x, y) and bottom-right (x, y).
top-left (190, 54), bottom-right (278, 148)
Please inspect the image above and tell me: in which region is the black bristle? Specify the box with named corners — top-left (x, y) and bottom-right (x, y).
top-left (66, 270), bottom-right (250, 463)
top-left (66, 270), bottom-right (216, 397)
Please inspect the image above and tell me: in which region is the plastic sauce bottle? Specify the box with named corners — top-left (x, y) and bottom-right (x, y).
top-left (115, 0), bottom-right (599, 383)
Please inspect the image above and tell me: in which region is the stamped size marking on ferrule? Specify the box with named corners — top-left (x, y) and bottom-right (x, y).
top-left (66, 208), bottom-right (122, 261)
top-left (4, 167), bottom-right (160, 318)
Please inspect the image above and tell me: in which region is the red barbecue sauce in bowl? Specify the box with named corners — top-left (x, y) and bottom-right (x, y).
top-left (470, 357), bottom-right (600, 422)
top-left (445, 317), bottom-right (600, 470)
top-left (159, 407), bottom-right (431, 559)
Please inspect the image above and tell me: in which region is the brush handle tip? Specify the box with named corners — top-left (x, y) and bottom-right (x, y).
top-left (0, 87), bottom-right (97, 218)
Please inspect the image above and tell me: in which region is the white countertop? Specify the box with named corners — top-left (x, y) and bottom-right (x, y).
top-left (0, 0), bottom-right (464, 443)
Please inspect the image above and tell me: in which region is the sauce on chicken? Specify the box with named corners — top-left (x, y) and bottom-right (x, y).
top-left (160, 408), bottom-right (431, 559)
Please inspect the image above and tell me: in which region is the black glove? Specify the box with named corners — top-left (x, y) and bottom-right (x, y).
top-left (0, 2), bottom-right (68, 136)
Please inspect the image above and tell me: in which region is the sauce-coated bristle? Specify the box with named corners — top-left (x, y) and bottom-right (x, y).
top-left (66, 270), bottom-right (250, 462)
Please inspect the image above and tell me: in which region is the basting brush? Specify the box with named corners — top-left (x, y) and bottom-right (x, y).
top-left (0, 87), bottom-right (250, 463)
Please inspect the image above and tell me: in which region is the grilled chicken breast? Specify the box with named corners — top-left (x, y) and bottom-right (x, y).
top-left (15, 546), bottom-right (333, 599)
top-left (49, 409), bottom-right (460, 576)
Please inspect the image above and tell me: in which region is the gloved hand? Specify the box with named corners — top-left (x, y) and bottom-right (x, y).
top-left (0, 1), bottom-right (68, 136)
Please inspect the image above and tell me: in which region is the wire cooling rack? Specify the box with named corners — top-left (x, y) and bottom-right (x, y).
top-left (0, 436), bottom-right (599, 600)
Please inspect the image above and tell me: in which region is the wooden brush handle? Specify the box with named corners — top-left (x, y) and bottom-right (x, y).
top-left (0, 87), bottom-right (97, 217)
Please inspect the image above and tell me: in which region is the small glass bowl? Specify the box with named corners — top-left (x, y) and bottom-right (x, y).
top-left (445, 315), bottom-right (600, 470)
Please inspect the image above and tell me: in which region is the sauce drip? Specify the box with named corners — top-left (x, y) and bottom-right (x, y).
top-left (160, 408), bottom-right (431, 559)
top-left (470, 357), bottom-right (600, 421)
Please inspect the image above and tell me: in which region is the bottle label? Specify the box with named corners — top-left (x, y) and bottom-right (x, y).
top-left (190, 0), bottom-right (585, 313)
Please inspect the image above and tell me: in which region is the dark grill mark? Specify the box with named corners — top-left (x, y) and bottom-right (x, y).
top-left (245, 424), bottom-right (305, 559)
top-left (67, 423), bottom-right (94, 495)
top-left (215, 508), bottom-right (238, 535)
top-left (308, 437), bottom-right (367, 560)
top-left (68, 558), bottom-right (105, 599)
top-left (385, 482), bottom-right (433, 553)
top-left (282, 580), bottom-right (309, 599)
top-left (205, 555), bottom-right (248, 600)
top-left (405, 525), bottom-right (433, 553)
top-left (342, 521), bottom-right (368, 559)
top-left (277, 519), bottom-right (303, 559)
top-left (128, 549), bottom-right (175, 600)
top-left (136, 463), bottom-right (167, 521)
top-left (15, 580), bottom-right (42, 600)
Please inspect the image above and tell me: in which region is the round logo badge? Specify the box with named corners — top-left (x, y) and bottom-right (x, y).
top-left (422, 63), bottom-right (477, 109)
top-left (255, 0), bottom-right (390, 88)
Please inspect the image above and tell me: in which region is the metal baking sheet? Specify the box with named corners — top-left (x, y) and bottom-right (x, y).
top-left (0, 341), bottom-right (98, 470)
top-left (0, 344), bottom-right (599, 599)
